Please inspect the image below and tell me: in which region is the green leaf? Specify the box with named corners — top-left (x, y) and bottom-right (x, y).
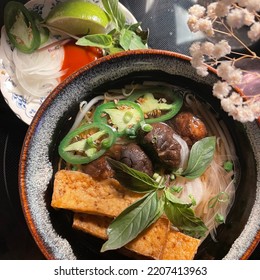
top-left (102, 0), bottom-right (126, 30)
top-left (76, 34), bottom-right (114, 48)
top-left (101, 191), bottom-right (160, 252)
top-left (107, 158), bottom-right (159, 193)
top-left (182, 136), bottom-right (216, 179)
top-left (164, 189), bottom-right (192, 208)
top-left (107, 47), bottom-right (124, 54)
top-left (119, 28), bottom-right (147, 50)
top-left (125, 22), bottom-right (142, 31)
top-left (164, 191), bottom-right (207, 238)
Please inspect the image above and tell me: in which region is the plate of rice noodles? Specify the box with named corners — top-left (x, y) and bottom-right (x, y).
top-left (19, 49), bottom-right (260, 260)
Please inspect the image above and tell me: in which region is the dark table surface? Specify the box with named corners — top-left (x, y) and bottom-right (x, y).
top-left (0, 0), bottom-right (259, 260)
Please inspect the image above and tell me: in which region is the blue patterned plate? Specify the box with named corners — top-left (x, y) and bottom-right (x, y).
top-left (0, 0), bottom-right (136, 125)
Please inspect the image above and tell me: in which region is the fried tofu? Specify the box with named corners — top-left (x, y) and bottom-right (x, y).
top-left (51, 170), bottom-right (142, 217)
top-left (73, 213), bottom-right (200, 260)
top-left (73, 213), bottom-right (170, 259)
top-left (160, 230), bottom-right (201, 260)
top-left (52, 170), bottom-right (200, 260)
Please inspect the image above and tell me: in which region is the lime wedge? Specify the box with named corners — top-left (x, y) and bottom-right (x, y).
top-left (45, 0), bottom-right (110, 36)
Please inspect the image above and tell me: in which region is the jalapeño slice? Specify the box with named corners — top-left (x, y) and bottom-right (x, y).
top-left (58, 123), bottom-right (116, 165)
top-left (4, 1), bottom-right (41, 53)
top-left (93, 100), bottom-right (144, 137)
top-left (127, 86), bottom-right (183, 123)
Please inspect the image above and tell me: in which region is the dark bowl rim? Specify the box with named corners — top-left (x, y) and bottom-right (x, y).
top-left (18, 48), bottom-right (260, 260)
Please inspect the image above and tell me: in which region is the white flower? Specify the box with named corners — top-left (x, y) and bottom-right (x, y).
top-left (197, 18), bottom-right (214, 36)
top-left (187, 15), bottom-right (200, 32)
top-left (207, 2), bottom-right (218, 19)
top-left (237, 0), bottom-right (260, 12)
top-left (227, 8), bottom-right (255, 28)
top-left (213, 81), bottom-right (231, 98)
top-left (221, 97), bottom-right (236, 113)
top-left (248, 100), bottom-right (260, 118)
top-left (189, 42), bottom-right (202, 57)
top-left (196, 65), bottom-right (209, 77)
top-left (248, 22), bottom-right (260, 42)
top-left (217, 61), bottom-right (243, 84)
top-left (215, 1), bottom-right (230, 17)
top-left (201, 41), bottom-right (215, 56)
top-left (229, 91), bottom-right (243, 105)
top-left (233, 105), bottom-right (256, 122)
top-left (212, 40), bottom-right (231, 59)
top-left (188, 4), bottom-right (206, 18)
top-left (242, 9), bottom-right (255, 26)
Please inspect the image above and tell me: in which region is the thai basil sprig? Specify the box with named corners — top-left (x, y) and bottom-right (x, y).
top-left (76, 0), bottom-right (148, 54)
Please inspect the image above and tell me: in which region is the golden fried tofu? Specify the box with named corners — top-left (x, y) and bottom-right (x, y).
top-left (51, 170), bottom-right (142, 217)
top-left (160, 230), bottom-right (201, 260)
top-left (73, 213), bottom-right (169, 259)
top-left (73, 213), bottom-right (200, 260)
top-left (52, 170), bottom-right (200, 260)
top-left (73, 212), bottom-right (110, 239)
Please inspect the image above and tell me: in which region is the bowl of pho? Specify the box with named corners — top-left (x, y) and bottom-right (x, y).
top-left (19, 49), bottom-right (260, 260)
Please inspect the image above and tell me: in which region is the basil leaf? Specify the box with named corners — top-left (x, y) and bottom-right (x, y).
top-left (101, 191), bottom-right (160, 252)
top-left (108, 47), bottom-right (124, 54)
top-left (119, 28), bottom-right (147, 50)
top-left (182, 136), bottom-right (216, 179)
top-left (102, 0), bottom-right (126, 30)
top-left (76, 34), bottom-right (113, 48)
top-left (164, 195), bottom-right (207, 238)
top-left (107, 158), bottom-right (159, 192)
top-left (164, 189), bottom-right (192, 208)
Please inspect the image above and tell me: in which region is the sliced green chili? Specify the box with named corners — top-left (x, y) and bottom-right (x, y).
top-left (127, 86), bottom-right (183, 123)
top-left (58, 123), bottom-right (116, 164)
top-left (4, 1), bottom-right (41, 53)
top-left (93, 100), bottom-right (144, 137)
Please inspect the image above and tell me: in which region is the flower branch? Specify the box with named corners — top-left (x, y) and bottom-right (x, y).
top-left (187, 0), bottom-right (260, 122)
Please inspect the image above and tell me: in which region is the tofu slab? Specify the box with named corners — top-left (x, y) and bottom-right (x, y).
top-left (51, 170), bottom-right (142, 217)
top-left (52, 170), bottom-right (200, 260)
top-left (160, 230), bottom-right (201, 260)
top-left (73, 213), bottom-right (169, 259)
top-left (73, 213), bottom-right (200, 260)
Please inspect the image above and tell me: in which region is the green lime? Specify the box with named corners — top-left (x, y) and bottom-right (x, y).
top-left (45, 0), bottom-right (110, 36)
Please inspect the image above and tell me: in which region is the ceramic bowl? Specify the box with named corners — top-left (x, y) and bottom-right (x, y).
top-left (19, 49), bottom-right (260, 260)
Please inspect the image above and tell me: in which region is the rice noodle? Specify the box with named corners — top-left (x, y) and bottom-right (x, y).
top-left (70, 96), bottom-right (105, 131)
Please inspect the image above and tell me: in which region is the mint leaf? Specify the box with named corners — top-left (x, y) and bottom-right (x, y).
top-left (101, 191), bottom-right (160, 252)
top-left (182, 136), bottom-right (216, 179)
top-left (164, 190), bottom-right (207, 238)
top-left (76, 34), bottom-right (113, 48)
top-left (107, 158), bottom-right (159, 193)
top-left (102, 0), bottom-right (126, 30)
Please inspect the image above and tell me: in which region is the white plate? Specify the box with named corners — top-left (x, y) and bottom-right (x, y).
top-left (0, 0), bottom-right (137, 125)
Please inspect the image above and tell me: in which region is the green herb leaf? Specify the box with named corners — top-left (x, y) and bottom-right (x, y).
top-left (101, 191), bottom-right (160, 252)
top-left (164, 189), bottom-right (192, 208)
top-left (164, 189), bottom-right (207, 238)
top-left (102, 0), bottom-right (126, 30)
top-left (182, 136), bottom-right (216, 179)
top-left (76, 34), bottom-right (113, 48)
top-left (107, 158), bottom-right (159, 192)
top-left (119, 28), bottom-right (147, 50)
